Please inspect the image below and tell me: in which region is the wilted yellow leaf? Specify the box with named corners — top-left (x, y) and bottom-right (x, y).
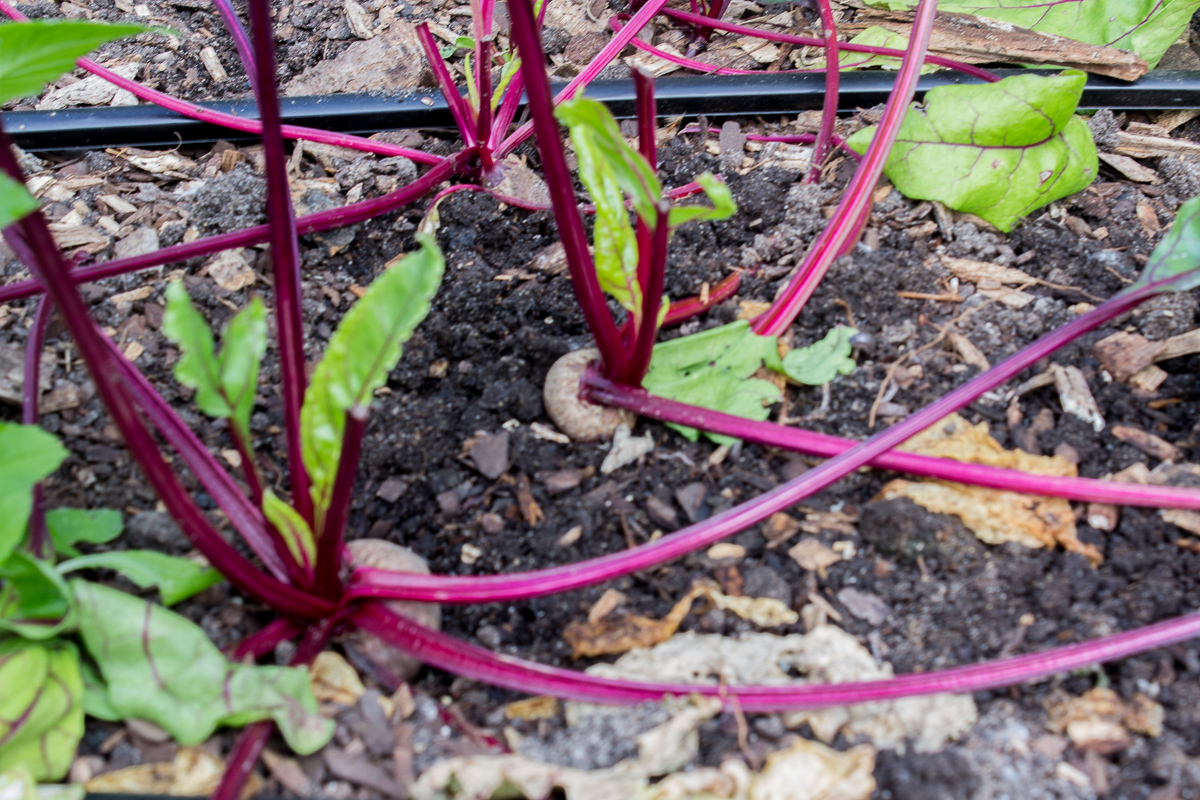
top-left (885, 414), bottom-right (1100, 565)
top-left (309, 650), bottom-right (366, 706)
top-left (504, 696), bottom-right (561, 721)
top-left (85, 748), bottom-right (261, 799)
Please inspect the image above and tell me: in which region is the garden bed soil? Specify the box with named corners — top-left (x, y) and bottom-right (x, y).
top-left (4, 1), bottom-right (1200, 797)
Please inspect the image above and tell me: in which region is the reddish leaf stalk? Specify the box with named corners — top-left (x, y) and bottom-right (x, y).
top-left (314, 405), bottom-right (369, 600)
top-left (806, 0), bottom-right (839, 184)
top-left (229, 426), bottom-right (265, 509)
top-left (210, 0), bottom-right (261, 91)
top-left (753, 0), bottom-right (938, 339)
top-left (584, 373), bottom-right (1200, 511)
top-left (227, 616), bottom-right (304, 662)
top-left (625, 204), bottom-right (669, 385)
top-left (247, 0), bottom-right (313, 527)
top-left (346, 282), bottom-right (1162, 605)
top-left (0, 153), bottom-right (465, 306)
top-left (0, 125), bottom-right (331, 620)
top-left (660, 270), bottom-right (741, 327)
top-left (508, 0), bottom-right (626, 375)
top-left (660, 6), bottom-right (1001, 82)
top-left (355, 601), bottom-right (1200, 711)
top-left (634, 68), bottom-right (657, 168)
top-left (488, 69), bottom-right (526, 151)
top-left (416, 23), bottom-right (478, 148)
top-left (22, 295), bottom-right (53, 558)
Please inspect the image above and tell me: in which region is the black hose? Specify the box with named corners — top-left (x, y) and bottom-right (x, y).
top-left (8, 70), bottom-right (1200, 152)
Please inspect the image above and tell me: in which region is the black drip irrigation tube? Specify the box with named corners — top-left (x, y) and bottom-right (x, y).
top-left (10, 69), bottom-right (1200, 152)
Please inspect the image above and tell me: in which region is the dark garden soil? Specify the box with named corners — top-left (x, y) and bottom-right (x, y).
top-left (4, 1), bottom-right (1200, 798)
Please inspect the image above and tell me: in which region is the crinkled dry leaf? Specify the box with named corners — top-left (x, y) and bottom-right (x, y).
top-left (788, 537), bottom-right (842, 575)
top-left (309, 651), bottom-right (366, 706)
top-left (505, 696), bottom-right (560, 722)
top-left (84, 748), bottom-right (261, 799)
top-left (752, 738), bottom-right (875, 800)
top-left (889, 414), bottom-right (1100, 564)
top-left (590, 627), bottom-right (976, 754)
top-left (563, 581), bottom-right (796, 658)
top-left (1045, 688), bottom-right (1162, 754)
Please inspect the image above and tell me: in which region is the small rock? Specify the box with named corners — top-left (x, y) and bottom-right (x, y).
top-left (480, 512), bottom-right (504, 534)
top-left (436, 489), bottom-right (461, 517)
top-left (537, 468), bottom-right (585, 494)
top-left (741, 565), bottom-right (792, 607)
top-left (375, 477), bottom-right (408, 503)
top-left (644, 495), bottom-right (679, 530)
top-left (469, 431), bottom-right (510, 480)
top-left (788, 537), bottom-right (841, 574)
top-left (836, 587), bottom-right (890, 626)
top-left (675, 483), bottom-right (709, 523)
top-left (476, 624), bottom-right (504, 649)
top-left (124, 511), bottom-right (189, 552)
top-left (600, 424), bottom-right (654, 474)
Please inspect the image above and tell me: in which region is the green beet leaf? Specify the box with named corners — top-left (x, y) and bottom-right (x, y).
top-left (642, 321), bottom-right (782, 446)
top-left (0, 767), bottom-right (84, 800)
top-left (261, 490), bottom-right (316, 573)
top-left (0, 20), bottom-right (147, 105)
top-left (0, 424), bottom-right (68, 564)
top-left (72, 581), bottom-right (334, 754)
top-left (666, 172), bottom-right (737, 229)
top-left (1139, 195), bottom-right (1200, 292)
top-left (302, 235), bottom-right (444, 520)
top-left (56, 551), bottom-right (222, 606)
top-left (781, 326), bottom-right (859, 385)
top-left (162, 282), bottom-right (266, 438)
top-left (0, 553), bottom-right (75, 640)
top-left (0, 174), bottom-right (39, 233)
top-left (861, 0), bottom-right (1199, 68)
top-left (43, 509), bottom-right (122, 558)
top-left (80, 660), bottom-right (120, 722)
top-left (0, 641), bottom-right (84, 782)
top-left (847, 70), bottom-right (1097, 232)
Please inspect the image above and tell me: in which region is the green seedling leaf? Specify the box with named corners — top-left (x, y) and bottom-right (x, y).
top-left (43, 509), bottom-right (122, 558)
top-left (666, 172), bottom-right (737, 229)
top-left (0, 20), bottom-right (147, 105)
top-left (302, 235), bottom-right (444, 519)
top-left (80, 661), bottom-right (120, 722)
top-left (1139, 195), bottom-right (1200, 292)
top-left (0, 424), bottom-right (67, 564)
top-left (861, 0), bottom-right (1199, 68)
top-left (162, 283), bottom-right (266, 437)
top-left (847, 70), bottom-right (1097, 232)
top-left (642, 321), bottom-right (783, 445)
top-left (780, 326), bottom-right (859, 385)
top-left (56, 551), bottom-right (222, 606)
top-left (0, 640), bottom-right (84, 781)
top-left (261, 490), bottom-right (315, 574)
top-left (0, 174), bottom-right (39, 232)
top-left (72, 581), bottom-right (334, 753)
top-left (0, 553), bottom-right (75, 640)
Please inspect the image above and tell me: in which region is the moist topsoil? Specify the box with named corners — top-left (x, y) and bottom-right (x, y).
top-left (3, 29), bottom-right (1200, 800)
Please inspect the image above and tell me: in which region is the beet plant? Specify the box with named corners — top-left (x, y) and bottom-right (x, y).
top-left (4, 0), bottom-right (1200, 796)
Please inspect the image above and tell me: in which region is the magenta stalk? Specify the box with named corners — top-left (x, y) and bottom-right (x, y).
top-left (0, 151), bottom-right (465, 304)
top-left (345, 284), bottom-right (1161, 605)
top-left (22, 294), bottom-right (53, 558)
top-left (753, 0), bottom-right (938, 338)
top-left (209, 0), bottom-right (260, 91)
top-left (508, 0), bottom-right (627, 375)
top-left (416, 23), bottom-right (479, 147)
top-left (314, 406), bottom-right (369, 599)
top-left (625, 204), bottom-right (669, 385)
top-left (660, 6), bottom-right (1001, 82)
top-left (0, 124), bottom-right (331, 620)
top-left (806, 0), bottom-right (839, 184)
top-left (247, 0), bottom-right (314, 527)
top-left (583, 373), bottom-right (1200, 511)
top-left (228, 617), bottom-right (304, 662)
top-left (355, 601), bottom-right (1200, 712)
